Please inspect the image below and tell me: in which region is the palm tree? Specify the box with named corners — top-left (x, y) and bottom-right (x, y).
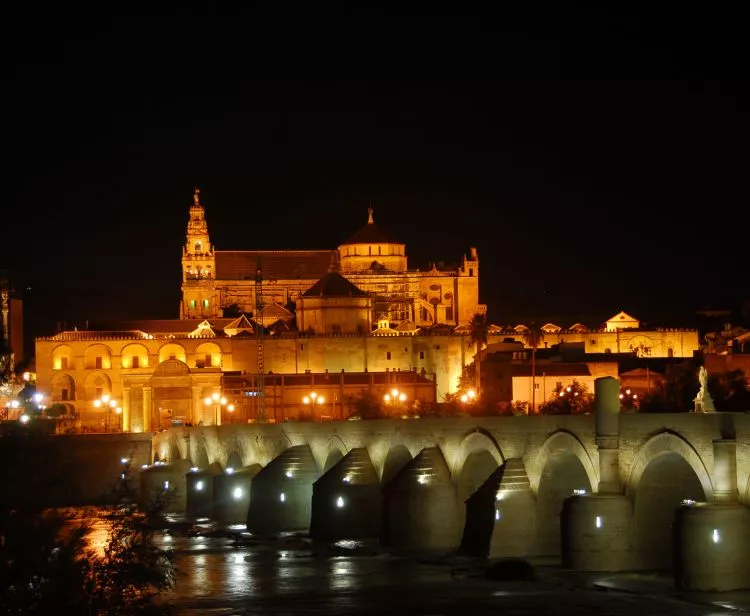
top-left (523, 325), bottom-right (545, 413)
top-left (469, 313), bottom-right (489, 393)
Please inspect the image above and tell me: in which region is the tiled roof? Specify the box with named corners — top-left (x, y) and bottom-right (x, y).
top-left (90, 319), bottom-right (236, 335)
top-left (214, 250), bottom-right (335, 281)
top-left (302, 272), bottom-right (369, 298)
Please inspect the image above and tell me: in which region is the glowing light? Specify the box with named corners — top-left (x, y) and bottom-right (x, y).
top-left (467, 389), bottom-right (476, 399)
top-left (190, 466), bottom-right (199, 472)
top-left (33, 393), bottom-right (43, 403)
top-left (233, 487), bottom-right (243, 500)
top-left (625, 389), bottom-right (631, 395)
top-left (226, 467), bottom-right (235, 474)
top-left (559, 392), bottom-right (565, 397)
top-left (573, 489), bottom-right (587, 496)
top-left (120, 457), bottom-right (128, 464)
top-left (391, 388), bottom-right (399, 397)
top-left (595, 516), bottom-right (602, 529)
top-left (94, 400), bottom-right (102, 408)
top-left (220, 397), bottom-right (227, 405)
top-left (383, 394), bottom-right (391, 402)
top-left (163, 481), bottom-right (170, 490)
top-left (619, 393), bottom-right (624, 399)
top-left (212, 393), bottom-right (220, 402)
top-left (19, 414), bottom-right (30, 424)
top-left (142, 464), bottom-right (149, 469)
top-left (203, 397), bottom-right (212, 405)
top-left (102, 394), bottom-right (110, 403)
top-left (196, 481), bottom-right (204, 491)
top-left (343, 474), bottom-right (352, 483)
top-left (495, 491), bottom-right (506, 501)
top-left (228, 404), bottom-right (235, 412)
top-left (417, 474), bottom-right (428, 485)
top-left (566, 386), bottom-right (572, 393)
top-left (303, 396), bottom-right (310, 404)
top-left (318, 396), bottom-right (325, 404)
top-left (398, 393), bottom-right (406, 402)
top-left (285, 471), bottom-right (293, 478)
top-left (460, 394), bottom-right (468, 403)
top-left (495, 509), bottom-right (500, 521)
top-left (336, 496), bottom-right (344, 508)
top-left (712, 528), bottom-right (721, 544)
top-left (280, 492), bottom-right (285, 502)
top-left (682, 499), bottom-right (696, 506)
top-left (22, 372), bottom-right (31, 381)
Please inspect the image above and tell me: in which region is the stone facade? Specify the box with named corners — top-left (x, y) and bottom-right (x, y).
top-left (179, 190), bottom-right (482, 328)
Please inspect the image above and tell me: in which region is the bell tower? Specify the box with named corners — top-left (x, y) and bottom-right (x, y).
top-left (180, 187), bottom-right (217, 318)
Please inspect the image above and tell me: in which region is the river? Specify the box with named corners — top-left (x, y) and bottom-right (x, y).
top-left (148, 518), bottom-right (741, 615)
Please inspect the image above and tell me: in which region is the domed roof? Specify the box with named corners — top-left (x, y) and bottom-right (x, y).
top-left (302, 272), bottom-right (369, 298)
top-left (342, 207), bottom-right (401, 245)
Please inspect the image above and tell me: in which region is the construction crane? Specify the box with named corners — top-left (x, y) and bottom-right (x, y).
top-left (254, 260), bottom-right (266, 423)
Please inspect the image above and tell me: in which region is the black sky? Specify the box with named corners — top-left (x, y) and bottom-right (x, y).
top-left (4, 10), bottom-right (749, 345)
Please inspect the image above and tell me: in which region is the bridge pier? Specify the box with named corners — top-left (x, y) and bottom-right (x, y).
top-left (246, 445), bottom-right (320, 535)
top-left (674, 439), bottom-right (750, 591)
top-left (383, 447), bottom-right (461, 552)
top-left (186, 463), bottom-right (221, 519)
top-left (214, 464), bottom-right (261, 525)
top-left (487, 459), bottom-right (536, 558)
top-left (310, 448), bottom-right (382, 541)
top-left (140, 459), bottom-right (190, 513)
top-left (561, 377), bottom-right (637, 571)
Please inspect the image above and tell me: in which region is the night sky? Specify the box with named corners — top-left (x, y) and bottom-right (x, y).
top-left (4, 11), bottom-right (749, 349)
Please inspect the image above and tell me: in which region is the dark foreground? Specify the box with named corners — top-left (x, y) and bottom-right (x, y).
top-left (153, 523), bottom-right (750, 615)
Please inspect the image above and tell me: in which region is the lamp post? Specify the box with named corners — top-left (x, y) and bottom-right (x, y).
top-left (302, 391), bottom-right (325, 418)
top-left (203, 392), bottom-right (234, 426)
top-left (459, 388), bottom-right (477, 405)
top-left (383, 387), bottom-right (408, 416)
top-left (93, 393), bottom-right (118, 432)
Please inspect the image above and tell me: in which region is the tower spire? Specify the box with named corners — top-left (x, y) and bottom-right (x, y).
top-left (367, 200), bottom-right (374, 224)
top-left (193, 186), bottom-right (201, 205)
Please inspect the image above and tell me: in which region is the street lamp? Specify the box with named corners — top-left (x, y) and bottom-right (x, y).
top-left (203, 392), bottom-right (234, 426)
top-left (93, 393), bottom-right (119, 432)
top-left (383, 387), bottom-right (407, 405)
top-left (302, 391), bottom-right (325, 417)
top-left (459, 388), bottom-right (477, 404)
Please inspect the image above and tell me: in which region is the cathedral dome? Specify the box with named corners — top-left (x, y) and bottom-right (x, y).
top-left (337, 207), bottom-right (407, 274)
top-left (342, 207), bottom-right (401, 245)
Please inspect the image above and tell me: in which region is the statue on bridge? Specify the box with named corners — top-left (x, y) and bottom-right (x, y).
top-left (693, 366), bottom-right (716, 413)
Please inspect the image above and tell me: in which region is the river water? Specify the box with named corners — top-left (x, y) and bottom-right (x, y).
top-left (149, 518), bottom-right (740, 616)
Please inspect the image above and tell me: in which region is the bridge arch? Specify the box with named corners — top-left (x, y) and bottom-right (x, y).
top-left (628, 431), bottom-right (713, 498)
top-left (226, 450), bottom-right (243, 471)
top-left (319, 435), bottom-right (348, 473)
top-left (453, 429), bottom-right (505, 499)
top-left (531, 430), bottom-right (597, 494)
top-left (628, 431), bottom-right (713, 570)
top-left (534, 430), bottom-right (597, 557)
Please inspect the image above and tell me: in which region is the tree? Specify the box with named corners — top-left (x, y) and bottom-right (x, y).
top-left (0, 429), bottom-right (175, 614)
top-left (344, 390), bottom-right (383, 419)
top-left (707, 369), bottom-right (750, 412)
top-left (538, 380), bottom-right (594, 415)
top-left (522, 325), bottom-right (545, 413)
top-left (638, 362), bottom-right (699, 413)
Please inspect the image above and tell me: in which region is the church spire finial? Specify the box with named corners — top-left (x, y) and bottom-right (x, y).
top-left (193, 186), bottom-right (201, 205)
top-left (367, 200), bottom-right (374, 224)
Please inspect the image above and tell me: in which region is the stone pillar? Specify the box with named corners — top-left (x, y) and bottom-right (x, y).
top-left (594, 376), bottom-right (621, 494)
top-left (213, 387), bottom-right (222, 426)
top-left (674, 502), bottom-right (750, 591)
top-left (191, 386), bottom-right (202, 426)
top-left (560, 376), bottom-right (637, 571)
top-left (122, 387), bottom-right (131, 432)
top-left (142, 386), bottom-right (152, 432)
top-left (712, 439), bottom-right (738, 502)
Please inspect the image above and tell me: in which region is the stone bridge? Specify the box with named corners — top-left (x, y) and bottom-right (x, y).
top-left (142, 378), bottom-right (750, 585)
